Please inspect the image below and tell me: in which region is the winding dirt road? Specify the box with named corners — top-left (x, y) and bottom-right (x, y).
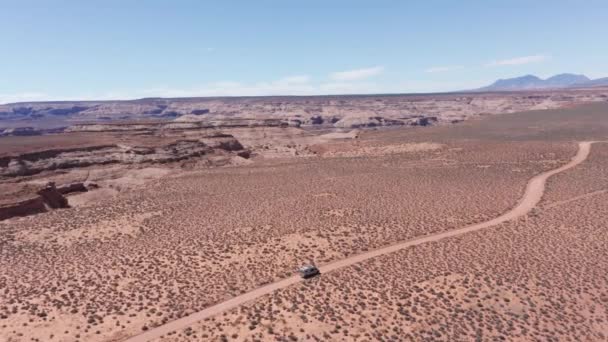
top-left (125, 141), bottom-right (594, 342)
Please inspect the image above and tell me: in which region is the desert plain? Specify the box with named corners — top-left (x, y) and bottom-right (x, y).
top-left (1, 92), bottom-right (608, 341)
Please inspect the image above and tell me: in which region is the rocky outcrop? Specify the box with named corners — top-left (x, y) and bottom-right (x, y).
top-left (191, 109), bottom-right (210, 115)
top-left (0, 145), bottom-right (118, 177)
top-left (0, 134), bottom-right (250, 219)
top-left (0, 183), bottom-right (69, 221)
top-left (333, 116), bottom-right (406, 128)
top-left (0, 196), bottom-right (48, 221)
top-left (57, 182), bottom-right (88, 194)
top-left (0, 142), bottom-right (204, 177)
top-left (172, 116), bottom-right (301, 128)
top-left (0, 105), bottom-right (88, 121)
top-left (0, 101), bottom-right (179, 122)
top-left (65, 124), bottom-right (159, 132)
top-left (37, 183), bottom-right (69, 209)
top-left (65, 118), bottom-right (302, 133)
top-left (0, 127), bottom-right (39, 136)
top-left (330, 115), bottom-right (442, 128)
top-left (212, 138), bottom-right (245, 152)
top-left (237, 150), bottom-right (251, 159)
top-left (2, 89), bottom-right (608, 130)
top-left (0, 127), bottom-right (65, 137)
top-left (309, 115), bottom-right (324, 125)
top-left (0, 137), bottom-right (250, 178)
top-left (412, 116), bottom-right (438, 126)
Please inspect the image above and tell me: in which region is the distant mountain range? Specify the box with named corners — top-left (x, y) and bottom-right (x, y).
top-left (477, 73), bottom-right (608, 92)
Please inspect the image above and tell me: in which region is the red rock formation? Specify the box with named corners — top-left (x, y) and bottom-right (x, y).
top-left (0, 183), bottom-right (69, 221)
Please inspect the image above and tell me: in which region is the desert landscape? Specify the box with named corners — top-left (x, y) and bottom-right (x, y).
top-left (4, 1), bottom-right (608, 340)
top-left (1, 90), bottom-right (608, 341)
top-left (2, 89), bottom-right (608, 221)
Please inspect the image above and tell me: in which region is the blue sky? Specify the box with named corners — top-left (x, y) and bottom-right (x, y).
top-left (1, 0), bottom-right (607, 103)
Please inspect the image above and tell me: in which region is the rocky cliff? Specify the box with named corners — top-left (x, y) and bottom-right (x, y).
top-left (0, 136), bottom-right (248, 178)
top-left (0, 133), bottom-right (251, 220)
top-left (4, 89), bottom-right (606, 130)
top-left (0, 183), bottom-right (71, 221)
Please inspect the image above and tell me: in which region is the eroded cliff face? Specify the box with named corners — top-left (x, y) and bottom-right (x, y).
top-left (0, 183), bottom-right (71, 221)
top-left (0, 133), bottom-right (251, 221)
top-left (2, 90), bottom-right (607, 221)
top-left (3, 89), bottom-right (607, 131)
top-left (0, 135), bottom-right (248, 178)
top-left (0, 141), bottom-right (208, 177)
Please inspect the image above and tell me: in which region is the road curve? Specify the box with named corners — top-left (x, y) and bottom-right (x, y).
top-left (125, 141), bottom-right (594, 342)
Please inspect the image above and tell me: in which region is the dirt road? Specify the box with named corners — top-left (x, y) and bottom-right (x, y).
top-left (125, 141), bottom-right (594, 342)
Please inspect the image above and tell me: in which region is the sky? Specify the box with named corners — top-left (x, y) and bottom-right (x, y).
top-left (1, 0), bottom-right (607, 103)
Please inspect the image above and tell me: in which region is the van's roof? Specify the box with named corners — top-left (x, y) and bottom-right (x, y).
top-left (299, 265), bottom-right (317, 271)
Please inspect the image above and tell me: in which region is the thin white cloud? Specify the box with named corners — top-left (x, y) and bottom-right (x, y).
top-left (485, 55), bottom-right (549, 67)
top-left (142, 79), bottom-right (376, 98)
top-left (329, 66), bottom-right (384, 81)
top-left (1, 78), bottom-right (461, 103)
top-left (276, 75), bottom-right (311, 85)
top-left (3, 72), bottom-right (483, 104)
top-left (0, 77), bottom-right (359, 103)
top-left (131, 73), bottom-right (385, 98)
top-left (425, 65), bottom-right (464, 73)
top-left (318, 82), bottom-right (381, 94)
top-left (0, 92), bottom-right (51, 104)
top-left (0, 91), bottom-right (144, 105)
top-left (396, 80), bottom-right (490, 93)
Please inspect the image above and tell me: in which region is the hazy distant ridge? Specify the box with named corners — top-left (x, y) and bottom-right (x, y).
top-left (478, 73), bottom-right (608, 91)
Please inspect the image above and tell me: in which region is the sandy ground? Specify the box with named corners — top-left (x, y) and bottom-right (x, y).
top-left (155, 141), bottom-right (608, 342)
top-left (126, 141), bottom-right (594, 342)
